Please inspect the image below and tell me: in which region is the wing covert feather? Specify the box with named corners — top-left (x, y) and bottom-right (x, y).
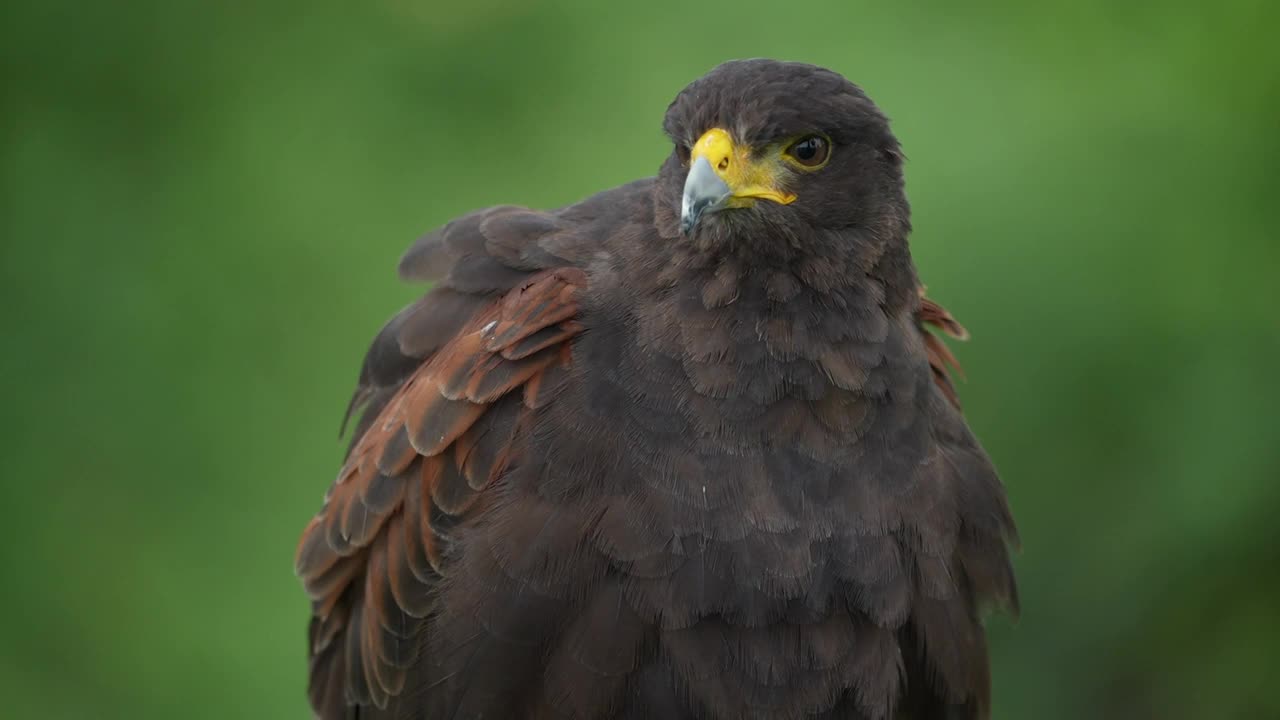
top-left (298, 218), bottom-right (588, 717)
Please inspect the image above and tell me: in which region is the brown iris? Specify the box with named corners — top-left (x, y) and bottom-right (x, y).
top-left (785, 135), bottom-right (830, 168)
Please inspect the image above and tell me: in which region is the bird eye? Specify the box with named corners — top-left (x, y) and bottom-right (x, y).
top-left (785, 135), bottom-right (830, 169)
top-left (675, 143), bottom-right (691, 164)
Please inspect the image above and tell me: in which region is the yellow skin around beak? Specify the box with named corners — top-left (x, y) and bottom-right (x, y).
top-left (690, 128), bottom-right (797, 207)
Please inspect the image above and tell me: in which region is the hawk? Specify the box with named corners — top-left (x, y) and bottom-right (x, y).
top-left (295, 58), bottom-right (1019, 720)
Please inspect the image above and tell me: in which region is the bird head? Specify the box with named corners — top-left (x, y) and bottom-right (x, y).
top-left (657, 59), bottom-right (910, 256)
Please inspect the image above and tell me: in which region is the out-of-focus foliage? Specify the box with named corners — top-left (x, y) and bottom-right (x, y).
top-left (2, 1), bottom-right (1276, 718)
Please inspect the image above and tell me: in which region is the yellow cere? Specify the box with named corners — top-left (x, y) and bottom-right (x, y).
top-left (691, 128), bottom-right (797, 206)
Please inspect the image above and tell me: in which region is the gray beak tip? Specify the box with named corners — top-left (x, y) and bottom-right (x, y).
top-left (680, 156), bottom-right (732, 234)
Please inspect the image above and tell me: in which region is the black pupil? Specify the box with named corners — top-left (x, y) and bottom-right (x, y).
top-left (794, 137), bottom-right (821, 162)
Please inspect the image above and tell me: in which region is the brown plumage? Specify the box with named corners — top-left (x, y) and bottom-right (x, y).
top-left (295, 59), bottom-right (1018, 720)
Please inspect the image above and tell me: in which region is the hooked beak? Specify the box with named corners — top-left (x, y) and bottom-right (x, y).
top-left (680, 156), bottom-right (732, 235)
top-left (678, 128), bottom-right (796, 235)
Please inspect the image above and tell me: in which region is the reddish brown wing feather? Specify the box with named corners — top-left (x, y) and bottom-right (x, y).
top-left (295, 267), bottom-right (588, 714)
top-left (916, 288), bottom-right (970, 409)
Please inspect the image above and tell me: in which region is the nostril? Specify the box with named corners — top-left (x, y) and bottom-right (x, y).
top-left (717, 157), bottom-right (730, 171)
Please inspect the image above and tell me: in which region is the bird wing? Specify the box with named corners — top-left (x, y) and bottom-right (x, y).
top-left (906, 287), bottom-right (1019, 719)
top-left (294, 205), bottom-right (591, 717)
top-left (916, 288), bottom-right (970, 409)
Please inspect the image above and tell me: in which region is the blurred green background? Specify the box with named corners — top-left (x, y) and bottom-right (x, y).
top-left (3, 1), bottom-right (1277, 718)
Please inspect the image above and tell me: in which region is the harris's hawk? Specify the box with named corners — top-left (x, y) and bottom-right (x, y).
top-left (295, 59), bottom-right (1019, 720)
